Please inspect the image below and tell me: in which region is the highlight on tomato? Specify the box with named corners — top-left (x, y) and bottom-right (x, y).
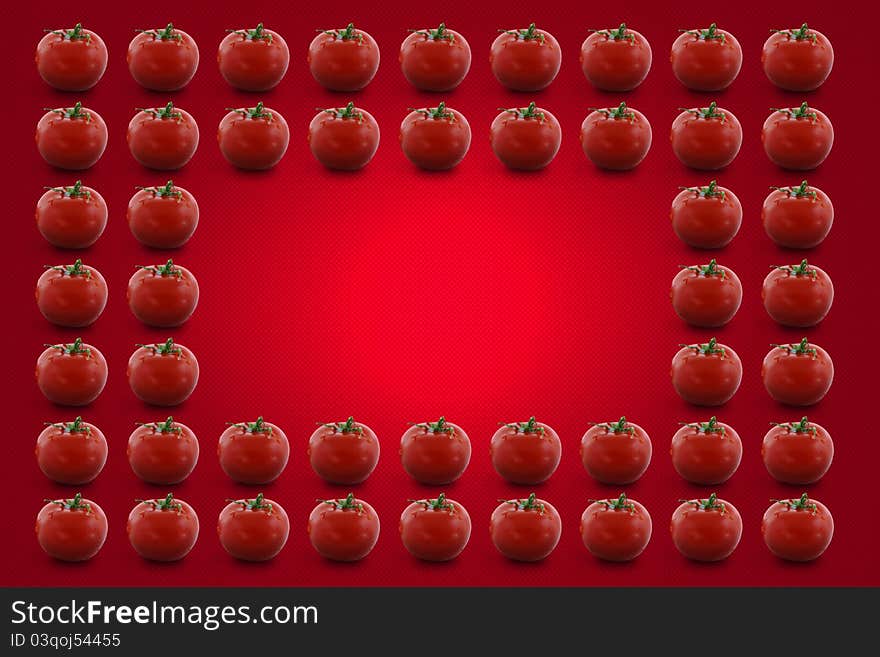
top-left (36, 416), bottom-right (107, 485)
top-left (762, 416), bottom-right (833, 484)
top-left (400, 23), bottom-right (471, 91)
top-left (127, 338), bottom-right (199, 406)
top-left (762, 102), bottom-right (833, 170)
top-left (762, 180), bottom-right (833, 249)
top-left (219, 493), bottom-right (290, 562)
top-left (762, 23), bottom-right (833, 91)
top-left (36, 338), bottom-right (107, 406)
top-left (490, 416), bottom-right (561, 484)
top-left (127, 180), bottom-right (199, 249)
top-left (671, 417), bottom-right (742, 485)
top-left (671, 23), bottom-right (742, 91)
top-left (127, 259), bottom-right (199, 328)
top-left (670, 493), bottom-right (742, 562)
top-left (36, 181), bottom-right (107, 249)
top-left (127, 493), bottom-right (199, 562)
top-left (580, 416), bottom-right (652, 485)
top-left (490, 102), bottom-right (561, 171)
top-left (36, 493), bottom-right (107, 562)
top-left (37, 23), bottom-right (108, 91)
top-left (308, 493), bottom-right (380, 562)
top-left (127, 23), bottom-right (199, 91)
top-left (308, 416), bottom-right (380, 485)
top-left (761, 338), bottom-right (833, 406)
top-left (580, 102), bottom-right (651, 171)
top-left (490, 493), bottom-right (562, 562)
top-left (762, 259), bottom-right (833, 327)
top-left (400, 416), bottom-right (471, 484)
top-left (36, 103), bottom-right (108, 170)
top-left (400, 494), bottom-right (471, 562)
top-left (671, 338), bottom-right (742, 406)
top-left (762, 493), bottom-right (833, 561)
top-left (36, 259), bottom-right (108, 328)
top-left (670, 180), bottom-right (742, 249)
top-left (580, 493), bottom-right (652, 562)
top-left (400, 103), bottom-right (471, 170)
top-left (218, 416), bottom-right (290, 484)
top-left (127, 102), bottom-right (199, 170)
top-left (671, 103), bottom-right (742, 170)
top-left (308, 102), bottom-right (380, 171)
top-left (490, 23), bottom-right (561, 91)
top-left (218, 102), bottom-right (289, 170)
top-left (218, 23), bottom-right (289, 91)
top-left (127, 416), bottom-right (199, 485)
top-left (308, 23), bottom-right (380, 92)
top-left (580, 23), bottom-right (651, 92)
top-left (671, 259), bottom-right (742, 328)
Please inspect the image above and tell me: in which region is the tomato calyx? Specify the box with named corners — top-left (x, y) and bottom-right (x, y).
top-left (680, 180), bottom-right (726, 200)
top-left (46, 258), bottom-right (92, 278)
top-left (590, 493), bottom-right (636, 513)
top-left (136, 337), bottom-right (182, 357)
top-left (228, 492), bottom-right (274, 513)
top-left (228, 23), bottom-right (273, 42)
top-left (681, 23), bottom-right (726, 42)
top-left (138, 416), bottom-right (182, 435)
top-left (137, 259), bottom-right (183, 278)
top-left (319, 492), bottom-right (364, 513)
top-left (772, 23), bottom-right (817, 43)
top-left (499, 492), bottom-right (546, 514)
top-left (680, 102), bottom-right (726, 122)
top-left (501, 416), bottom-right (545, 436)
top-left (137, 492), bottom-right (183, 513)
top-left (771, 416), bottom-right (817, 436)
top-left (46, 416), bottom-right (92, 435)
top-left (682, 259), bottom-right (727, 279)
top-left (413, 416), bottom-right (455, 435)
top-left (770, 180), bottom-right (816, 199)
top-left (47, 24), bottom-right (91, 42)
top-left (227, 102), bottom-right (274, 121)
top-left (409, 493), bottom-right (456, 513)
top-left (682, 416), bottom-right (726, 435)
top-left (590, 102), bottom-right (635, 122)
top-left (44, 337), bottom-right (91, 356)
top-left (137, 23), bottom-right (182, 42)
top-left (410, 23), bottom-right (455, 42)
top-left (680, 337), bottom-right (726, 356)
top-left (320, 23), bottom-right (363, 42)
top-left (499, 23), bottom-right (545, 43)
top-left (137, 102), bottom-right (182, 122)
top-left (590, 23), bottom-right (634, 42)
top-left (591, 416), bottom-right (635, 435)
top-left (680, 492), bottom-right (727, 513)
top-left (136, 180), bottom-right (182, 199)
top-left (45, 102), bottom-right (91, 122)
top-left (320, 416), bottom-right (363, 435)
top-left (772, 492), bottom-right (817, 514)
top-left (44, 492), bottom-right (92, 512)
top-left (45, 180), bottom-right (91, 199)
top-left (229, 416), bottom-right (273, 435)
top-left (771, 337), bottom-right (817, 357)
top-left (318, 101), bottom-right (364, 123)
top-left (771, 102), bottom-right (817, 122)
top-left (409, 102), bottom-right (456, 122)
top-left (772, 258), bottom-right (817, 278)
top-left (499, 101), bottom-right (545, 122)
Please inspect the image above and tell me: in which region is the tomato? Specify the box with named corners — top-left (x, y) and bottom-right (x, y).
top-left (580, 493), bottom-right (652, 562)
top-left (762, 259), bottom-right (833, 327)
top-left (671, 23), bottom-right (742, 91)
top-left (763, 493), bottom-right (833, 561)
top-left (126, 103), bottom-right (199, 171)
top-left (762, 103), bottom-right (833, 170)
top-left (489, 494), bottom-right (561, 562)
top-left (36, 493), bottom-right (107, 561)
top-left (762, 417), bottom-right (833, 484)
top-left (36, 181), bottom-right (107, 249)
top-left (670, 493), bottom-right (742, 561)
top-left (490, 23), bottom-right (561, 91)
top-left (218, 23), bottom-right (289, 91)
top-left (579, 102), bottom-right (651, 171)
top-left (671, 103), bottom-right (742, 170)
top-left (127, 338), bottom-right (199, 406)
top-left (218, 494), bottom-right (289, 562)
top-left (490, 417), bottom-right (561, 484)
top-left (400, 104), bottom-right (471, 171)
top-left (400, 23), bottom-right (470, 91)
top-left (580, 416), bottom-right (652, 485)
top-left (36, 338), bottom-right (107, 406)
top-left (671, 259), bottom-right (742, 328)
top-left (127, 181), bottom-right (199, 249)
top-left (762, 181), bottom-right (833, 249)
top-left (36, 416), bottom-right (107, 485)
top-left (218, 416), bottom-right (289, 484)
top-left (308, 494), bottom-right (380, 562)
top-left (580, 24), bottom-right (651, 92)
top-left (671, 417), bottom-right (742, 485)
top-left (670, 181), bottom-right (742, 249)
top-left (762, 338), bottom-right (833, 406)
top-left (127, 259), bottom-right (199, 328)
top-left (762, 23), bottom-right (833, 92)
top-left (400, 417), bottom-right (471, 485)
top-left (400, 494), bottom-right (470, 561)
top-left (671, 338), bottom-right (742, 406)
top-left (127, 493), bottom-right (199, 561)
top-left (308, 23), bottom-right (379, 91)
top-left (308, 103), bottom-right (380, 171)
top-left (218, 103), bottom-right (289, 170)
top-left (127, 416), bottom-right (199, 485)
top-left (127, 23), bottom-right (199, 91)
top-left (490, 103), bottom-right (561, 171)
top-left (308, 416), bottom-right (380, 485)
top-left (36, 103), bottom-right (107, 170)
top-left (36, 259), bottom-right (107, 327)
top-left (37, 23), bottom-right (107, 91)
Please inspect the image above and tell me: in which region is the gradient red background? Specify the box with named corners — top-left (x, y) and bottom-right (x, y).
top-left (5, 0), bottom-right (878, 587)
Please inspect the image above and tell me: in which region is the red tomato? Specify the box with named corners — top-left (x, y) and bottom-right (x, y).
top-left (127, 259), bottom-right (199, 327)
top-left (127, 103), bottom-right (199, 171)
top-left (490, 494), bottom-right (561, 562)
top-left (671, 259), bottom-right (742, 328)
top-left (308, 416), bottom-right (380, 485)
top-left (762, 181), bottom-right (833, 249)
top-left (36, 103), bottom-right (107, 170)
top-left (580, 24), bottom-right (651, 92)
top-left (762, 493), bottom-right (833, 561)
top-left (762, 338), bottom-right (833, 406)
top-left (762, 417), bottom-right (833, 484)
top-left (218, 494), bottom-right (289, 562)
top-left (762, 103), bottom-right (833, 170)
top-left (127, 338), bottom-right (199, 406)
top-left (308, 103), bottom-right (380, 171)
top-left (399, 494), bottom-right (470, 561)
top-left (762, 24), bottom-right (833, 91)
top-left (127, 181), bottom-right (199, 249)
top-left (218, 103), bottom-right (289, 170)
top-left (127, 493), bottom-right (199, 561)
top-left (580, 493), bottom-right (652, 562)
top-left (308, 494), bottom-right (380, 562)
top-left (670, 493), bottom-right (742, 561)
top-left (36, 493), bottom-right (107, 561)
top-left (580, 416), bottom-right (652, 485)
top-left (400, 104), bottom-right (471, 170)
top-left (36, 181), bottom-right (107, 249)
top-left (670, 180), bottom-right (742, 249)
top-left (671, 338), bottom-right (742, 406)
top-left (218, 24), bottom-right (289, 91)
top-left (671, 23), bottom-right (742, 91)
top-left (36, 338), bottom-right (107, 406)
top-left (490, 103), bottom-right (561, 171)
top-left (127, 416), bottom-right (199, 485)
top-left (308, 23), bottom-right (379, 91)
top-left (670, 417), bottom-right (742, 485)
top-left (36, 259), bottom-right (107, 327)
top-left (490, 416), bottom-right (561, 484)
top-left (490, 23), bottom-right (561, 91)
top-left (580, 102), bottom-right (651, 170)
top-left (671, 103), bottom-right (742, 170)
top-left (400, 417), bottom-right (471, 485)
top-left (127, 23), bottom-right (199, 91)
top-left (218, 416), bottom-right (289, 484)
top-left (36, 416), bottom-right (107, 485)
top-left (762, 259), bottom-right (833, 327)
top-left (36, 23), bottom-right (107, 91)
top-left (400, 23), bottom-right (471, 91)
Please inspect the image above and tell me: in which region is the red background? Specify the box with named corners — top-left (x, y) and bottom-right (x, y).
top-left (5, 0), bottom-right (879, 587)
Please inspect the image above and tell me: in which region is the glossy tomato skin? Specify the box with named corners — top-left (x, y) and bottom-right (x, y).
top-left (490, 105), bottom-right (561, 171)
top-left (399, 496), bottom-right (471, 561)
top-left (762, 183), bottom-right (833, 249)
top-left (490, 25), bottom-right (561, 91)
top-left (400, 106), bottom-right (471, 170)
top-left (127, 25), bottom-right (199, 91)
top-left (671, 495), bottom-right (742, 561)
top-left (127, 182), bottom-right (199, 249)
top-left (127, 339), bottom-right (199, 406)
top-left (400, 25), bottom-right (470, 91)
top-left (670, 418), bottom-right (742, 485)
top-left (218, 25), bottom-right (289, 91)
top-left (762, 340), bottom-right (833, 406)
top-left (308, 25), bottom-right (380, 91)
top-left (580, 104), bottom-right (651, 170)
top-left (36, 183), bottom-right (107, 249)
top-left (127, 495), bottom-right (199, 561)
top-left (490, 496), bottom-right (562, 562)
top-left (762, 105), bottom-right (833, 170)
top-left (580, 495), bottom-right (652, 561)
top-left (671, 25), bottom-right (742, 91)
top-left (36, 25), bottom-right (108, 91)
top-left (580, 418), bottom-right (652, 485)
top-left (671, 105), bottom-right (742, 170)
top-left (580, 25), bottom-right (651, 91)
top-left (127, 418), bottom-right (199, 485)
top-left (127, 261), bottom-right (199, 327)
top-left (670, 182), bottom-right (742, 249)
top-left (672, 340), bottom-right (742, 406)
top-left (36, 105), bottom-right (107, 170)
top-left (762, 418), bottom-right (833, 484)
top-left (762, 496), bottom-right (833, 561)
top-left (36, 418), bottom-right (107, 484)
top-left (308, 418), bottom-right (380, 485)
top-left (36, 340), bottom-right (107, 406)
top-left (36, 261), bottom-right (107, 327)
top-left (671, 261), bottom-right (742, 327)
top-left (762, 261), bottom-right (833, 327)
top-left (308, 496), bottom-right (380, 561)
top-left (127, 105), bottom-right (199, 170)
top-left (308, 105), bottom-right (380, 171)
top-left (490, 418), bottom-right (561, 484)
top-left (762, 26), bottom-right (833, 91)
top-left (218, 496), bottom-right (290, 561)
top-left (218, 418), bottom-right (289, 484)
top-left (400, 418), bottom-right (471, 485)
top-left (218, 105), bottom-right (289, 170)
top-left (36, 495), bottom-right (107, 561)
